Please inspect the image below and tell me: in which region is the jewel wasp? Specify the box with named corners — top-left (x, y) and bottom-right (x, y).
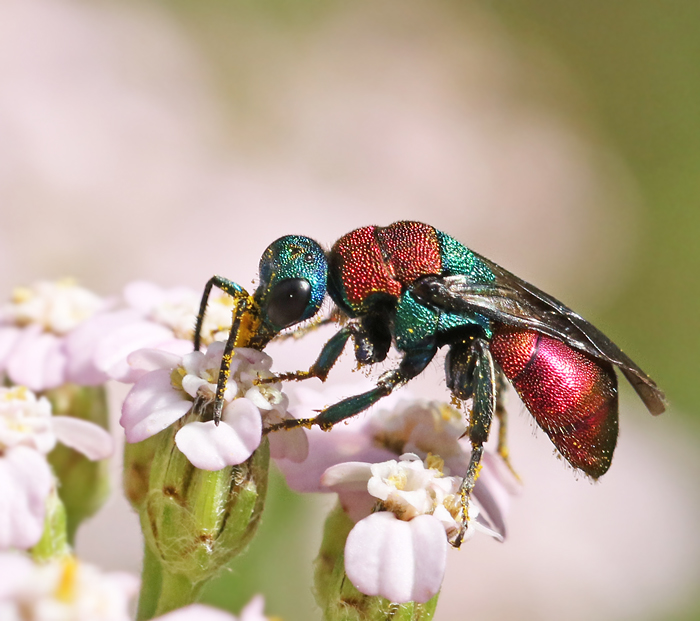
top-left (194, 221), bottom-right (665, 546)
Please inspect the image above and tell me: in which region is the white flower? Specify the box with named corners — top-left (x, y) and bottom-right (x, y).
top-left (70, 281), bottom-right (234, 384)
top-left (322, 453), bottom-right (500, 604)
top-left (0, 553), bottom-right (138, 621)
top-left (121, 342), bottom-right (307, 469)
top-left (0, 280), bottom-right (109, 390)
top-left (0, 386), bottom-right (114, 461)
top-left (0, 386), bottom-right (113, 550)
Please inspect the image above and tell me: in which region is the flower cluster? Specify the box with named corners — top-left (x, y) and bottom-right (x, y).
top-left (0, 277), bottom-right (520, 620)
top-left (0, 552), bottom-right (270, 621)
top-left (0, 385), bottom-right (113, 550)
top-left (0, 279), bottom-right (108, 390)
top-left (121, 341), bottom-right (306, 470)
top-left (277, 385), bottom-right (518, 604)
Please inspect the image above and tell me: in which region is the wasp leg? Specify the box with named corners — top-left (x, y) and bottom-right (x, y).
top-left (260, 311), bottom-right (391, 384)
top-left (267, 322), bottom-right (356, 385)
top-left (452, 338), bottom-right (496, 549)
top-left (211, 296), bottom-right (251, 425)
top-left (194, 276), bottom-right (246, 352)
top-left (264, 344), bottom-right (437, 433)
top-left (494, 370), bottom-right (521, 481)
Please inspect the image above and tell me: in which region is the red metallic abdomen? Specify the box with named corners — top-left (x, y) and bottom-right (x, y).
top-left (330, 222), bottom-right (443, 314)
top-left (490, 326), bottom-right (618, 478)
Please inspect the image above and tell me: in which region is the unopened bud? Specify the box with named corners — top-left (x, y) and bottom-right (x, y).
top-left (142, 419), bottom-right (270, 585)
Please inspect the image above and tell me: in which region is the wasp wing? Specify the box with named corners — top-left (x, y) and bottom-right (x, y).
top-left (412, 254), bottom-right (666, 416)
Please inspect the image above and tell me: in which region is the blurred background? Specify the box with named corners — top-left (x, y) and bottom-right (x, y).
top-left (1, 0), bottom-right (699, 619)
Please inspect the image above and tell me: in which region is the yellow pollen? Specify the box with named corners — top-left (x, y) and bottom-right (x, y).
top-left (170, 367), bottom-right (186, 390)
top-left (55, 556), bottom-right (79, 604)
top-left (1, 385), bottom-right (29, 401)
top-left (11, 286), bottom-right (33, 304)
top-left (437, 403), bottom-right (457, 422)
top-left (387, 471), bottom-right (408, 490)
top-left (425, 453), bottom-right (445, 474)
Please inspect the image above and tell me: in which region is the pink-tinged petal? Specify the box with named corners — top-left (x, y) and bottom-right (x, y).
top-left (62, 310), bottom-right (141, 386)
top-left (175, 400), bottom-right (262, 470)
top-left (268, 425), bottom-right (308, 463)
top-left (6, 327), bottom-right (67, 391)
top-left (120, 369), bottom-right (192, 442)
top-left (180, 375), bottom-right (211, 399)
top-left (126, 348), bottom-right (183, 375)
top-left (154, 603), bottom-right (237, 621)
top-left (94, 321), bottom-right (176, 381)
top-left (240, 595), bottom-right (268, 621)
top-left (0, 326), bottom-right (21, 372)
top-left (0, 447), bottom-right (53, 550)
top-left (337, 490), bottom-right (377, 523)
top-left (120, 339), bottom-right (194, 383)
top-left (471, 451), bottom-right (520, 540)
top-left (0, 552), bottom-right (33, 598)
top-left (51, 416), bottom-right (114, 460)
top-left (321, 462), bottom-right (373, 492)
top-left (345, 512), bottom-right (447, 604)
top-left (275, 425), bottom-right (395, 494)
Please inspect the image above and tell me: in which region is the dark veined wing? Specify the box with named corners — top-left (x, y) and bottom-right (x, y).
top-left (412, 253), bottom-right (666, 416)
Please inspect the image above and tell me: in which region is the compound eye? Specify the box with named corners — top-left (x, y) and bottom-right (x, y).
top-left (266, 278), bottom-right (312, 328)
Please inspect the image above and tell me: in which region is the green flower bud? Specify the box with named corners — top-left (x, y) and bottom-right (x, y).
top-left (142, 419), bottom-right (270, 586)
top-left (123, 432), bottom-right (161, 510)
top-left (314, 503), bottom-right (438, 621)
top-left (31, 486), bottom-right (70, 562)
top-left (45, 385), bottom-right (111, 543)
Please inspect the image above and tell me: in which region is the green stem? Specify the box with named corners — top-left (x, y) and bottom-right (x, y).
top-left (136, 544), bottom-right (163, 621)
top-left (152, 567), bottom-right (203, 618)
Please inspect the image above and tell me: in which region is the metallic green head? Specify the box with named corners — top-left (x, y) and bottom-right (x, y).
top-left (254, 235), bottom-right (328, 332)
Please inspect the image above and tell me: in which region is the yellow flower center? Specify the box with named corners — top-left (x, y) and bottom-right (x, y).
top-left (55, 556), bottom-right (79, 604)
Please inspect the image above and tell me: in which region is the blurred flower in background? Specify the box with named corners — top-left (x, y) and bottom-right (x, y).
top-left (0, 0), bottom-right (698, 620)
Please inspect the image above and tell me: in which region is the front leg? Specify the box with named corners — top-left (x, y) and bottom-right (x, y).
top-left (194, 275), bottom-right (247, 351)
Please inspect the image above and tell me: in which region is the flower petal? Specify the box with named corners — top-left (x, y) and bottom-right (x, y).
top-left (94, 320), bottom-right (178, 381)
top-left (239, 595), bottom-right (268, 621)
top-left (0, 447), bottom-right (53, 550)
top-left (175, 399), bottom-right (262, 470)
top-left (344, 512), bottom-right (447, 604)
top-left (63, 309), bottom-right (141, 386)
top-left (120, 369), bottom-right (192, 442)
top-left (127, 348), bottom-right (185, 375)
top-left (51, 416), bottom-right (114, 460)
top-left (0, 326), bottom-right (21, 373)
top-left (6, 327), bottom-right (67, 391)
top-left (321, 462), bottom-right (373, 492)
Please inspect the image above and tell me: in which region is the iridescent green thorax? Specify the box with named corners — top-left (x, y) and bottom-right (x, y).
top-left (255, 235), bottom-right (328, 331)
top-left (326, 223), bottom-right (496, 349)
top-left (435, 231), bottom-right (496, 283)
